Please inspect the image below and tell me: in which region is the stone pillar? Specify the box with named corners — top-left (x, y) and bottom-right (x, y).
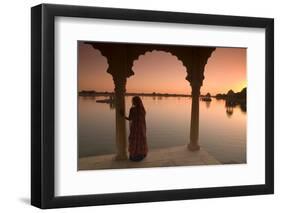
top-left (113, 77), bottom-right (128, 160)
top-left (188, 83), bottom-right (201, 151)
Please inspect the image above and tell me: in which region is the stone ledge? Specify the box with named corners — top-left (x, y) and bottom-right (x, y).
top-left (78, 145), bottom-right (221, 170)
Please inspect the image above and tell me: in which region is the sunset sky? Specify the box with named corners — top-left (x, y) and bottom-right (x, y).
top-left (78, 42), bottom-right (246, 95)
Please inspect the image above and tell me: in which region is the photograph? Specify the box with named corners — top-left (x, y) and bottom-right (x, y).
top-left (30, 3), bottom-right (274, 209)
top-left (77, 41), bottom-right (247, 170)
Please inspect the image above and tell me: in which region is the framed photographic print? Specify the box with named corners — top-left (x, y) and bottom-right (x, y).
top-left (31, 3), bottom-right (274, 209)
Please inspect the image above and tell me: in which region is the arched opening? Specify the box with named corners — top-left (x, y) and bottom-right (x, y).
top-left (126, 50), bottom-right (191, 151)
top-left (198, 47), bottom-right (247, 163)
top-left (78, 43), bottom-right (112, 92)
top-left (128, 50), bottom-right (188, 93)
top-left (202, 48), bottom-right (246, 97)
top-left (78, 43), bottom-right (116, 158)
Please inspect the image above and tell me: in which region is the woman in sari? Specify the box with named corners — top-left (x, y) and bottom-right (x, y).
top-left (123, 96), bottom-right (148, 161)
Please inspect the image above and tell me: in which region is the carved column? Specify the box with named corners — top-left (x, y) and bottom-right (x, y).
top-left (188, 82), bottom-right (201, 151)
top-left (113, 77), bottom-right (128, 160)
top-left (186, 48), bottom-right (206, 151)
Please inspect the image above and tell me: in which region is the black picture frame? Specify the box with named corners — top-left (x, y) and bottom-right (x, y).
top-left (31, 3), bottom-right (274, 209)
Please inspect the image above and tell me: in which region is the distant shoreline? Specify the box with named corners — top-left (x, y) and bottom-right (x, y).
top-left (79, 91), bottom-right (192, 97)
top-left (78, 87), bottom-right (246, 101)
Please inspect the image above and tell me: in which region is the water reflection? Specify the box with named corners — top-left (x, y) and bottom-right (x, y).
top-left (226, 106), bottom-right (234, 117)
top-left (92, 95), bottom-right (116, 110)
top-left (239, 103), bottom-right (247, 113)
top-left (81, 96), bottom-right (96, 100)
top-left (224, 99), bottom-right (246, 117)
top-left (78, 96), bottom-right (246, 164)
top-left (205, 101), bottom-right (211, 109)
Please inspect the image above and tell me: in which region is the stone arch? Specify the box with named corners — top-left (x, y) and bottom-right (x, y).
top-left (85, 41), bottom-right (216, 159)
top-left (85, 42), bottom-right (215, 85)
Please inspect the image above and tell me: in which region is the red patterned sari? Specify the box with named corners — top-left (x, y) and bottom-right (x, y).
top-left (128, 106), bottom-right (148, 161)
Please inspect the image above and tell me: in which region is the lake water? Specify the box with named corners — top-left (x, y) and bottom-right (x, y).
top-left (78, 96), bottom-right (246, 164)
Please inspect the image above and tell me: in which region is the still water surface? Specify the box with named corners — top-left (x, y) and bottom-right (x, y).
top-left (78, 96), bottom-right (246, 163)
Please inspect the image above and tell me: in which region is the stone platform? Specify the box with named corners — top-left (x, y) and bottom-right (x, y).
top-left (79, 145), bottom-right (220, 170)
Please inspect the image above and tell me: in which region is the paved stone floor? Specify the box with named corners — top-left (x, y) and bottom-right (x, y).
top-left (79, 145), bottom-right (220, 170)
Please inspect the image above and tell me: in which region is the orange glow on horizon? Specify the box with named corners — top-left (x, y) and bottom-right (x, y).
top-left (78, 43), bottom-right (246, 95)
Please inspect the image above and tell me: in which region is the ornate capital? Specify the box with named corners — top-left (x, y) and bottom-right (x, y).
top-left (191, 83), bottom-right (201, 96)
top-left (113, 76), bottom-right (127, 94)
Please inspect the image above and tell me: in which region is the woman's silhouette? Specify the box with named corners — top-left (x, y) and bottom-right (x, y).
top-left (123, 96), bottom-right (148, 161)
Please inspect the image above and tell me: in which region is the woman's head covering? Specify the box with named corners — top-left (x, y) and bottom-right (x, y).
top-left (132, 96), bottom-right (146, 114)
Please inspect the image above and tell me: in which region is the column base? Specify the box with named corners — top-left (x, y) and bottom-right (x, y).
top-left (114, 153), bottom-right (128, 161)
top-left (188, 143), bottom-right (200, 151)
